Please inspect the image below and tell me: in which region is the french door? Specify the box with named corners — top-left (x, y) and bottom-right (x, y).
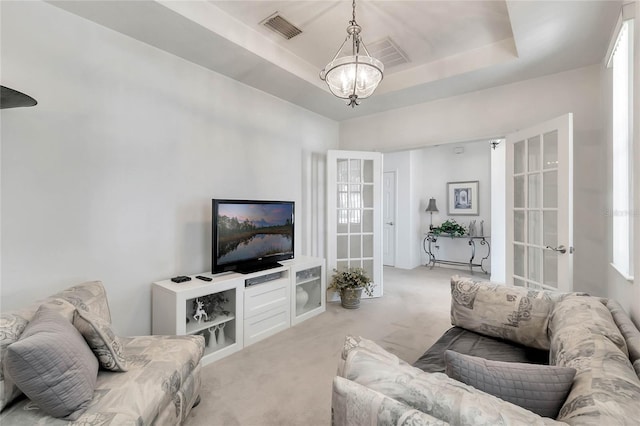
top-left (327, 150), bottom-right (383, 298)
top-left (506, 114), bottom-right (573, 291)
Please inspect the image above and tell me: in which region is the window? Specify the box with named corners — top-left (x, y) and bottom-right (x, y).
top-left (609, 18), bottom-right (634, 279)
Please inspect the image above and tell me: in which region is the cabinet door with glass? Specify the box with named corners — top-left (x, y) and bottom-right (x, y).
top-left (151, 274), bottom-right (244, 365)
top-left (290, 256), bottom-right (325, 326)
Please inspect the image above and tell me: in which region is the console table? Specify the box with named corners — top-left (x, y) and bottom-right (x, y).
top-left (152, 256), bottom-right (325, 365)
top-left (423, 232), bottom-right (490, 274)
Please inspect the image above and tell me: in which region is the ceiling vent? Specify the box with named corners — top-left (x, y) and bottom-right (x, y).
top-left (366, 37), bottom-right (409, 68)
top-left (261, 13), bottom-right (302, 40)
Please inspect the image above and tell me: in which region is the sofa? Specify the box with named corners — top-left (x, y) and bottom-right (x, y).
top-left (0, 281), bottom-right (204, 425)
top-left (332, 275), bottom-right (640, 425)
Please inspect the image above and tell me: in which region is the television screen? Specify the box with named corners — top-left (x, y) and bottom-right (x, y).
top-left (212, 199), bottom-right (294, 274)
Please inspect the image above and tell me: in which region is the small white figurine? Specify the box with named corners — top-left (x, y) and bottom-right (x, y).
top-left (468, 220), bottom-right (476, 237)
top-left (193, 299), bottom-right (208, 323)
top-left (217, 322), bottom-right (226, 346)
top-left (207, 325), bottom-right (219, 349)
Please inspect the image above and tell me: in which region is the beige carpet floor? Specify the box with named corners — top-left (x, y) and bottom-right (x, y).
top-left (185, 266), bottom-right (474, 426)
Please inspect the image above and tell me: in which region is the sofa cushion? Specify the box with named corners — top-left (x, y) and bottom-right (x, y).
top-left (339, 336), bottom-right (564, 425)
top-left (4, 305), bottom-right (98, 420)
top-left (332, 376), bottom-right (447, 426)
top-left (449, 276), bottom-right (557, 350)
top-left (443, 350), bottom-right (575, 418)
top-left (608, 299), bottom-right (640, 380)
top-left (413, 326), bottom-right (549, 373)
top-left (0, 334), bottom-right (205, 425)
top-left (54, 280), bottom-right (113, 324)
top-left (73, 307), bottom-right (128, 372)
top-left (550, 296), bottom-right (640, 425)
top-left (1, 281), bottom-right (110, 412)
top-left (606, 300), bottom-right (640, 365)
top-left (0, 298), bottom-right (77, 412)
top-left (38, 298), bottom-right (76, 322)
top-left (0, 312), bottom-right (29, 411)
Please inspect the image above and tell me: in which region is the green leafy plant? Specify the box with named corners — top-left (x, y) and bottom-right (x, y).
top-left (195, 293), bottom-right (230, 319)
top-left (431, 219), bottom-right (467, 237)
top-left (328, 267), bottom-right (375, 297)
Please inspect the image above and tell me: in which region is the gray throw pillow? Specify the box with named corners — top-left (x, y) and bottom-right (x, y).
top-left (444, 350), bottom-right (575, 418)
top-left (4, 305), bottom-right (98, 420)
top-left (73, 307), bottom-right (128, 372)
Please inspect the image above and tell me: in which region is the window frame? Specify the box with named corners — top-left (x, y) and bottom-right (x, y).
top-left (608, 16), bottom-right (635, 281)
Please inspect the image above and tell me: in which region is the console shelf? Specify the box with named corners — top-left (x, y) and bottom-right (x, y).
top-left (152, 256), bottom-right (325, 365)
top-left (186, 313), bottom-right (235, 335)
top-left (296, 276), bottom-right (320, 286)
top-left (152, 273), bottom-right (244, 365)
top-left (203, 338), bottom-right (235, 356)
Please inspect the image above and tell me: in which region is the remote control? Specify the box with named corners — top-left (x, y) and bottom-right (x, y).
top-left (171, 276), bottom-right (191, 283)
top-left (196, 276), bottom-right (212, 282)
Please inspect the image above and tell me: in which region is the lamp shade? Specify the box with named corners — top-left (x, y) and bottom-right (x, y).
top-left (319, 0), bottom-right (384, 107)
top-left (323, 55), bottom-right (384, 100)
top-left (425, 198), bottom-right (439, 212)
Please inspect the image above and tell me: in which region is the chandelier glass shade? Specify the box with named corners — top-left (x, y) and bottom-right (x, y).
top-left (320, 1), bottom-right (384, 107)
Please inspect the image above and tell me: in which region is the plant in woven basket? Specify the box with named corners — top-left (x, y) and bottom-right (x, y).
top-left (431, 219), bottom-right (467, 237)
top-left (328, 267), bottom-right (375, 297)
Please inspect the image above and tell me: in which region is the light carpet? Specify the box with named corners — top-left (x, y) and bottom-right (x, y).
top-left (185, 266), bottom-right (475, 426)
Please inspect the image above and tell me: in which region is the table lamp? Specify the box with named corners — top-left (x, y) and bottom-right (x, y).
top-left (425, 198), bottom-right (438, 229)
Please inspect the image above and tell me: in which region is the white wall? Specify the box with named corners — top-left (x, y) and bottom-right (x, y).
top-left (382, 141), bottom-right (490, 271)
top-left (0, 1), bottom-right (338, 335)
top-left (418, 141), bottom-right (491, 270)
top-left (340, 65), bottom-right (609, 299)
top-left (410, 150), bottom-right (424, 268)
top-left (382, 150), bottom-right (423, 269)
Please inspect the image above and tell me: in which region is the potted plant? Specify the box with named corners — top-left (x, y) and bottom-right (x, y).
top-left (431, 219), bottom-right (467, 237)
top-left (329, 267), bottom-right (374, 309)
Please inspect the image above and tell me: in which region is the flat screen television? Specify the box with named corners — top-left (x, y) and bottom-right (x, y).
top-left (212, 199), bottom-right (294, 274)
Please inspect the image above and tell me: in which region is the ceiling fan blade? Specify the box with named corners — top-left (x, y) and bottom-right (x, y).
top-left (1, 86), bottom-right (37, 109)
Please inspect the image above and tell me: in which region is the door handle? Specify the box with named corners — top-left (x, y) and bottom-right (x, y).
top-left (545, 245), bottom-right (574, 254)
top-left (385, 222), bottom-right (394, 226)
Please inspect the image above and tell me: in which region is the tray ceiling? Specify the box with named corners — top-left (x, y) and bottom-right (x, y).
top-left (49, 1), bottom-right (621, 121)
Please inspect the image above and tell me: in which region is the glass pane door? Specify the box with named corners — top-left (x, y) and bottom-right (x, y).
top-left (506, 114), bottom-right (572, 292)
top-left (512, 132), bottom-right (559, 289)
top-left (328, 151), bottom-right (383, 298)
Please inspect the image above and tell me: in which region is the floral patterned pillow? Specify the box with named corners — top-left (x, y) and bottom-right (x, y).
top-left (450, 275), bottom-right (558, 350)
top-left (73, 308), bottom-right (128, 372)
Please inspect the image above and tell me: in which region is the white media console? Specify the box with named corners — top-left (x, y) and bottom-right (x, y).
top-left (151, 256), bottom-right (326, 365)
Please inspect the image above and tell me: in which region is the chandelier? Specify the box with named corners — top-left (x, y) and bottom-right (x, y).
top-left (319, 0), bottom-right (384, 108)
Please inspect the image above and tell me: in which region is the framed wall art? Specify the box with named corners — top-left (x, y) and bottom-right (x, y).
top-left (447, 181), bottom-right (479, 215)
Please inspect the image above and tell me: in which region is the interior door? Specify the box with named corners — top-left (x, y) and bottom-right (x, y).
top-left (383, 171), bottom-right (396, 266)
top-left (327, 150), bottom-right (383, 298)
top-left (506, 114), bottom-right (573, 291)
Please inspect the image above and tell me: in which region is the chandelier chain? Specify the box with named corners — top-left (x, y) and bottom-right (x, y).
top-left (352, 0), bottom-right (356, 24)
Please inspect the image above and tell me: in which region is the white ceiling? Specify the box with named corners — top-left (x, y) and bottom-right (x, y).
top-left (50, 0), bottom-right (621, 121)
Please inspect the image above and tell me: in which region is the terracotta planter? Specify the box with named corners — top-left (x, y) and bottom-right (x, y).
top-left (340, 287), bottom-right (363, 309)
